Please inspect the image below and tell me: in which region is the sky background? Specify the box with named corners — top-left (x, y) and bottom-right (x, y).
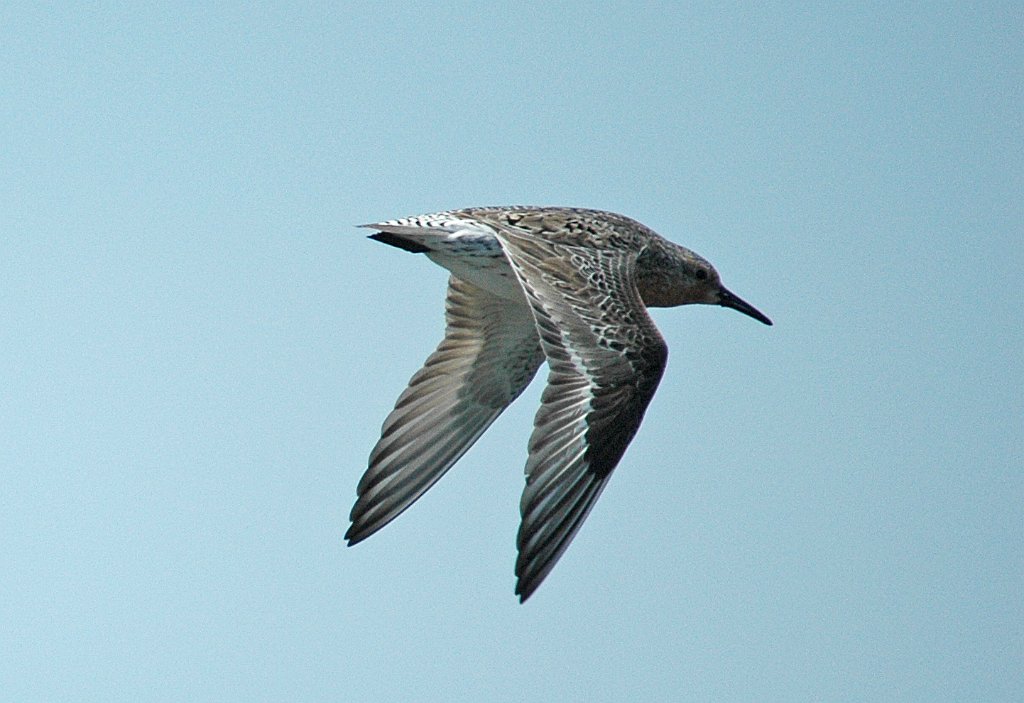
top-left (2, 2), bottom-right (1021, 701)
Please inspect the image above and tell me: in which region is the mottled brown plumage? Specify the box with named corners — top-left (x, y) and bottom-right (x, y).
top-left (346, 206), bottom-right (771, 601)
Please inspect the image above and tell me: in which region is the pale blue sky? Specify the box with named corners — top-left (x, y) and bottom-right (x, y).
top-left (2, 3), bottom-right (1021, 701)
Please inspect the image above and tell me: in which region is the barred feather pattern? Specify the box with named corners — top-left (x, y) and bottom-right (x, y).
top-left (345, 275), bottom-right (543, 545)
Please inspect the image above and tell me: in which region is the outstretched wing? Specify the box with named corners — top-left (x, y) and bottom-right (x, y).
top-left (346, 275), bottom-right (543, 545)
top-left (492, 226), bottom-right (669, 601)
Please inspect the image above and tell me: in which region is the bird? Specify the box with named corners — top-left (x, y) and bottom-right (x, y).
top-left (345, 206), bottom-right (772, 601)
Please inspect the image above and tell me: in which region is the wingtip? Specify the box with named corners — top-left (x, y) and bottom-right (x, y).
top-left (343, 524), bottom-right (365, 547)
top-left (514, 583), bottom-right (533, 604)
top-left (514, 569), bottom-right (543, 603)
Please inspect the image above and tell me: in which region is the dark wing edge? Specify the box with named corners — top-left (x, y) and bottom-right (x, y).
top-left (491, 227), bottom-right (668, 601)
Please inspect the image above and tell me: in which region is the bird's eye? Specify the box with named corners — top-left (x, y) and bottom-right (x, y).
top-left (695, 268), bottom-right (708, 281)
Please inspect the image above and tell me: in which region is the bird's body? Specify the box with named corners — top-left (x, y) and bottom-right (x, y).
top-left (346, 206), bottom-right (771, 601)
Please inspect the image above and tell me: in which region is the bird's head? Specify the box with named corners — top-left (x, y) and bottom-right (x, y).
top-left (637, 242), bottom-right (772, 326)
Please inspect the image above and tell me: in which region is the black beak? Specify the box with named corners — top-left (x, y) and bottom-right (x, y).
top-left (718, 287), bottom-right (773, 326)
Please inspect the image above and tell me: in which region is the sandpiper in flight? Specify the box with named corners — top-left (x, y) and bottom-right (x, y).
top-left (345, 206), bottom-right (772, 601)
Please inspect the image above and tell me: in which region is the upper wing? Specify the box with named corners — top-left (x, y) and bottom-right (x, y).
top-left (346, 275), bottom-right (544, 545)
top-left (491, 225), bottom-right (669, 601)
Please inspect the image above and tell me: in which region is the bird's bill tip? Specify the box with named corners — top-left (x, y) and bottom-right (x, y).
top-left (718, 287), bottom-right (772, 325)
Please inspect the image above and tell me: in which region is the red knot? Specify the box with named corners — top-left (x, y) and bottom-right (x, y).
top-left (345, 206), bottom-right (772, 601)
